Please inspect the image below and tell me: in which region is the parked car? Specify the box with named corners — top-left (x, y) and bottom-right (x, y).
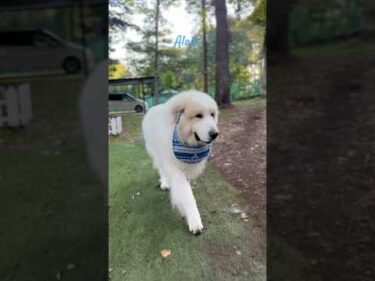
top-left (158, 89), bottom-right (179, 104)
top-left (0, 29), bottom-right (94, 74)
top-left (109, 93), bottom-right (148, 113)
top-left (160, 89), bottom-right (179, 97)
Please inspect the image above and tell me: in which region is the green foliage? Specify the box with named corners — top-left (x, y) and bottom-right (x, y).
top-left (126, 1), bottom-right (177, 75)
top-left (109, 59), bottom-right (130, 79)
top-left (160, 71), bottom-right (178, 89)
top-left (117, 1), bottom-right (266, 101)
top-left (228, 0), bottom-right (256, 19)
top-left (229, 19), bottom-right (253, 84)
top-left (288, 2), bottom-right (362, 45)
top-left (109, 0), bottom-right (137, 52)
top-left (249, 0), bottom-right (266, 26)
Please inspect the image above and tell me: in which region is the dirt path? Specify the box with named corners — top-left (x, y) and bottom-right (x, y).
top-left (267, 43), bottom-right (375, 280)
top-left (210, 103), bottom-right (266, 257)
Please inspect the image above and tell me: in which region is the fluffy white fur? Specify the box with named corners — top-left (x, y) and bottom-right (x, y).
top-left (80, 60), bottom-right (107, 186)
top-left (142, 90), bottom-right (219, 234)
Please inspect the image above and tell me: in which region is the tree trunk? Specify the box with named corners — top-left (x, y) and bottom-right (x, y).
top-left (267, 0), bottom-right (291, 59)
top-left (215, 0), bottom-right (230, 107)
top-left (202, 0), bottom-right (208, 93)
top-left (236, 0), bottom-right (242, 20)
top-left (260, 45), bottom-right (266, 96)
top-left (154, 0), bottom-right (160, 104)
top-left (363, 0), bottom-right (375, 36)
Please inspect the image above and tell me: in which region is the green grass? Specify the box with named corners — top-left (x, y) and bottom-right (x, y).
top-left (217, 97), bottom-right (266, 122)
top-left (0, 77), bottom-right (83, 146)
top-left (0, 77), bottom-right (106, 280)
top-left (109, 99), bottom-right (266, 281)
top-left (0, 146), bottom-right (106, 280)
top-left (109, 143), bottom-right (265, 281)
top-left (109, 113), bottom-right (144, 144)
top-left (232, 97), bottom-right (266, 108)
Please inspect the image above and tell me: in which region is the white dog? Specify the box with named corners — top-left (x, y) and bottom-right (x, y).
top-left (142, 90), bottom-right (219, 234)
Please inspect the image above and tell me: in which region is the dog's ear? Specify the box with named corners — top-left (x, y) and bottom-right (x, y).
top-left (173, 105), bottom-right (185, 123)
top-left (173, 105), bottom-right (184, 124)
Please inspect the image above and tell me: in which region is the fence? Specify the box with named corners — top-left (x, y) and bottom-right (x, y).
top-left (0, 84), bottom-right (32, 127)
top-left (145, 92), bottom-right (175, 107)
top-left (207, 80), bottom-right (263, 101)
top-left (108, 115), bottom-right (122, 136)
top-left (144, 80), bottom-right (263, 108)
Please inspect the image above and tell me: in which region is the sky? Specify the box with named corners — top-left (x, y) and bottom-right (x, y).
top-left (110, 1), bottom-right (254, 64)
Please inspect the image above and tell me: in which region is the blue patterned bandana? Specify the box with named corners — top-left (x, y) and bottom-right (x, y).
top-left (172, 125), bottom-right (211, 164)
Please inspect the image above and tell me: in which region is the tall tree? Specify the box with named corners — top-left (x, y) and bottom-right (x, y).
top-left (201, 0), bottom-right (209, 93)
top-left (154, 0), bottom-right (161, 103)
top-left (185, 0), bottom-right (211, 93)
top-left (126, 0), bottom-right (177, 103)
top-left (249, 0), bottom-right (266, 26)
top-left (153, 0), bottom-right (179, 102)
top-left (248, 0), bottom-right (266, 94)
top-left (267, 0), bottom-right (290, 58)
top-left (228, 0), bottom-right (254, 19)
top-left (126, 2), bottom-right (173, 72)
top-left (215, 0), bottom-right (231, 106)
top-left (109, 0), bottom-right (137, 53)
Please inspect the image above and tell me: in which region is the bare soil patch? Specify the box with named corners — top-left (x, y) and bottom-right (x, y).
top-left (210, 103), bottom-right (266, 257)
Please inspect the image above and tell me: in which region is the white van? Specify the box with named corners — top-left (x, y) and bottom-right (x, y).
top-left (109, 93), bottom-right (148, 113)
top-left (0, 29), bottom-right (94, 75)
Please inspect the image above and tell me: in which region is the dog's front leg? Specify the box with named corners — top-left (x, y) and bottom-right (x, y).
top-left (169, 171), bottom-right (203, 234)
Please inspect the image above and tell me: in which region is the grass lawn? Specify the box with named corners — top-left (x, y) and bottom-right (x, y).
top-left (232, 96), bottom-right (266, 108)
top-left (0, 77), bottom-right (84, 146)
top-left (109, 98), bottom-right (266, 281)
top-left (215, 96), bottom-right (265, 122)
top-left (292, 37), bottom-right (373, 58)
top-left (0, 77), bottom-right (107, 280)
top-left (0, 146), bottom-right (106, 280)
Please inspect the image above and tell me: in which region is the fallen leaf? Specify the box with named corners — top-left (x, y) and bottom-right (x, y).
top-left (236, 250), bottom-right (242, 256)
top-left (160, 249), bottom-right (172, 258)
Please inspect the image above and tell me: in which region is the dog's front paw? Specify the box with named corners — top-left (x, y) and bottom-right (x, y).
top-left (187, 213), bottom-right (203, 235)
top-left (159, 177), bottom-right (170, 190)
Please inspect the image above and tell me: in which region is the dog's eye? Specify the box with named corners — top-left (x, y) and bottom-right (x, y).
top-left (195, 114), bottom-right (203, 119)
top-left (211, 113), bottom-right (215, 117)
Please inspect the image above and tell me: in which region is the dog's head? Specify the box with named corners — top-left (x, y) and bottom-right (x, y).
top-left (174, 91), bottom-right (219, 146)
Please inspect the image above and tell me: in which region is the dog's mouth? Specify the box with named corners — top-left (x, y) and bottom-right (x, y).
top-left (194, 132), bottom-right (211, 144)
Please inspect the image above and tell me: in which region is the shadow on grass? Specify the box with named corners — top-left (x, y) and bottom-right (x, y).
top-left (109, 143), bottom-right (266, 281)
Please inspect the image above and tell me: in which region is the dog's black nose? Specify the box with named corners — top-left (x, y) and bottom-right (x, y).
top-left (209, 131), bottom-right (219, 140)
